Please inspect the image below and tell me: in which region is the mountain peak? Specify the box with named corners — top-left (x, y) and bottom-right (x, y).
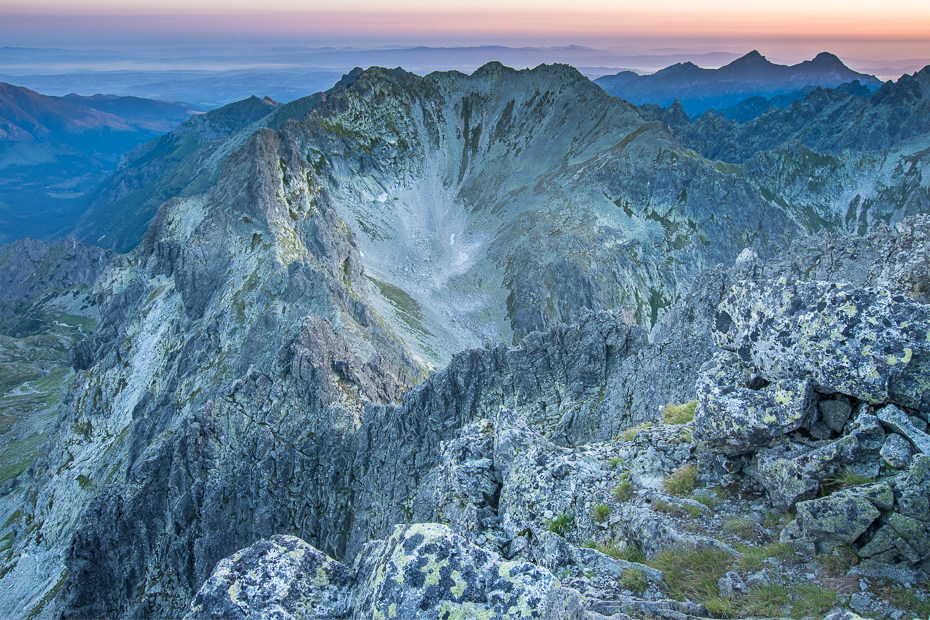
top-left (812, 52), bottom-right (843, 65)
top-left (729, 50), bottom-right (770, 66)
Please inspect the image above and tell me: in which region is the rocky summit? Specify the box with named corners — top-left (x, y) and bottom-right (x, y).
top-left (0, 61), bottom-right (929, 620)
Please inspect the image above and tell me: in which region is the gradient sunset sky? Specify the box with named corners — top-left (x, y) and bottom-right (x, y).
top-left (1, 0), bottom-right (928, 63)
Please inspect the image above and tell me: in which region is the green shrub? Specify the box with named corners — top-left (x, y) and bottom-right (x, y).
top-left (547, 513), bottom-right (574, 537)
top-left (663, 400), bottom-right (697, 425)
top-left (663, 464), bottom-right (697, 497)
top-left (592, 504), bottom-right (610, 523)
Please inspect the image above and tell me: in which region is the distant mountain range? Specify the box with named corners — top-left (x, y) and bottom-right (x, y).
top-left (0, 82), bottom-right (198, 245)
top-left (595, 51), bottom-right (883, 115)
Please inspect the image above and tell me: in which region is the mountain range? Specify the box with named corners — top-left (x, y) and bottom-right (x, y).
top-left (0, 56), bottom-right (928, 619)
top-left (595, 51), bottom-right (883, 116)
top-left (0, 82), bottom-right (198, 245)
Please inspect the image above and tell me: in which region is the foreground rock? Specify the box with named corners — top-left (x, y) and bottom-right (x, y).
top-left (185, 524), bottom-right (594, 620)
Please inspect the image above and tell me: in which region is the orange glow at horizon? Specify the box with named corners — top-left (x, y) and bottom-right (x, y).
top-left (4, 8), bottom-right (927, 40)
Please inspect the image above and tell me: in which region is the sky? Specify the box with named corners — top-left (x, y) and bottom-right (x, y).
top-left (0, 0), bottom-right (928, 69)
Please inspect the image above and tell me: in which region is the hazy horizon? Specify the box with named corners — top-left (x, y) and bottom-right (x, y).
top-left (1, 0), bottom-right (928, 76)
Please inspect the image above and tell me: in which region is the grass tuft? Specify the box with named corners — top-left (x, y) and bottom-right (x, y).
top-left (820, 543), bottom-right (859, 576)
top-left (663, 400), bottom-right (697, 424)
top-left (547, 513), bottom-right (574, 537)
top-left (621, 423), bottom-right (653, 442)
top-left (583, 539), bottom-right (646, 563)
top-left (613, 480), bottom-right (633, 502)
top-left (663, 464), bottom-right (697, 497)
top-left (647, 545), bottom-right (734, 602)
top-left (592, 504), bottom-right (610, 523)
top-left (621, 568), bottom-right (649, 594)
top-left (722, 516), bottom-right (758, 540)
top-left (826, 467), bottom-right (875, 492)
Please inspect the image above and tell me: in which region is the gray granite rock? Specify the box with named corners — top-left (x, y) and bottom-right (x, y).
top-left (881, 433), bottom-right (914, 469)
top-left (877, 405), bottom-right (930, 454)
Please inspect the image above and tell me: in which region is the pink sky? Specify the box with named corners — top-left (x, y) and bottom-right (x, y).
top-left (0, 1), bottom-right (928, 65)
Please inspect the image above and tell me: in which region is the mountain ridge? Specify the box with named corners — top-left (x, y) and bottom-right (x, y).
top-left (595, 51), bottom-right (882, 115)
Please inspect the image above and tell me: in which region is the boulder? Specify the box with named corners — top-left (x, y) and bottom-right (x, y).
top-left (694, 351), bottom-right (814, 456)
top-left (184, 534), bottom-right (353, 620)
top-left (877, 404), bottom-right (930, 454)
top-left (789, 490), bottom-right (882, 550)
top-left (753, 435), bottom-right (862, 511)
top-left (351, 523), bottom-right (593, 620)
top-left (714, 280), bottom-right (930, 413)
top-left (881, 433), bottom-right (914, 469)
top-left (186, 524), bottom-right (598, 620)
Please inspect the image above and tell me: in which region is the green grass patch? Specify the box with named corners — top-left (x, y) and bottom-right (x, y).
top-left (722, 516), bottom-right (758, 539)
top-left (663, 464), bottom-right (697, 497)
top-left (613, 480), bottom-right (632, 502)
top-left (738, 542), bottom-right (797, 571)
top-left (592, 504), bottom-right (610, 523)
top-left (648, 545), bottom-right (734, 602)
top-left (819, 543), bottom-right (859, 576)
top-left (607, 457), bottom-right (622, 468)
top-left (547, 513), bottom-right (574, 537)
top-left (621, 422), bottom-right (653, 442)
top-left (621, 568), bottom-right (648, 595)
top-left (706, 582), bottom-right (836, 619)
top-left (582, 539), bottom-right (646, 563)
top-left (691, 492), bottom-right (720, 511)
top-left (663, 400), bottom-right (697, 424)
top-left (881, 581), bottom-right (930, 618)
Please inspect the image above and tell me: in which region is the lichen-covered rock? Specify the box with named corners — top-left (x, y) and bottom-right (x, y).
top-left (185, 525), bottom-right (600, 620)
top-left (819, 398), bottom-right (853, 433)
top-left (694, 351), bottom-right (814, 456)
top-left (877, 404), bottom-right (930, 454)
top-left (752, 434), bottom-right (862, 511)
top-left (184, 535), bottom-right (353, 620)
top-left (788, 489), bottom-right (882, 550)
top-left (351, 523), bottom-right (592, 620)
top-left (881, 433), bottom-right (914, 469)
top-left (714, 280), bottom-right (930, 413)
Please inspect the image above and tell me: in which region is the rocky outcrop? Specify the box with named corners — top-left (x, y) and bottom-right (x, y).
top-left (692, 226), bottom-right (930, 578)
top-left (185, 525), bottom-right (595, 620)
